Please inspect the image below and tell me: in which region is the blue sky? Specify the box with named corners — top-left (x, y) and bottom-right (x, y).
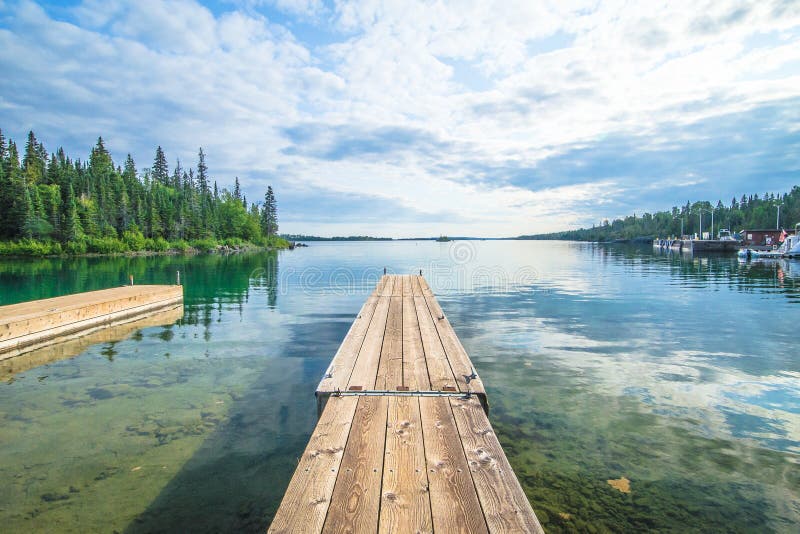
top-left (1, 0), bottom-right (799, 237)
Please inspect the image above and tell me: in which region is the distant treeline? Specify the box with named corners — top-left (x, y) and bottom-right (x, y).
top-left (281, 234), bottom-right (393, 241)
top-left (0, 128), bottom-right (287, 255)
top-left (520, 186), bottom-right (800, 242)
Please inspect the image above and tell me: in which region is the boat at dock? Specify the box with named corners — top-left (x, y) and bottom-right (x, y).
top-left (654, 229), bottom-right (741, 253)
top-left (738, 224), bottom-right (800, 259)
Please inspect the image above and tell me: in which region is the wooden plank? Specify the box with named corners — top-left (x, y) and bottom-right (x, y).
top-left (418, 279), bottom-right (486, 395)
top-left (322, 396), bottom-right (389, 533)
top-left (347, 296), bottom-right (391, 389)
top-left (317, 295), bottom-right (380, 393)
top-left (379, 396), bottom-right (432, 534)
top-left (375, 296), bottom-right (403, 390)
top-left (380, 276), bottom-right (395, 297)
top-left (418, 276), bottom-right (434, 297)
top-left (401, 274), bottom-right (413, 297)
top-left (411, 275), bottom-right (424, 297)
top-left (450, 396), bottom-right (544, 533)
top-left (392, 275), bottom-right (404, 297)
top-left (268, 396), bottom-right (359, 534)
top-left (414, 296), bottom-right (457, 391)
top-left (419, 397), bottom-right (488, 534)
top-left (402, 296), bottom-right (430, 391)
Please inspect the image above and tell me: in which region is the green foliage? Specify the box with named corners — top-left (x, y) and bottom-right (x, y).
top-left (144, 237), bottom-right (170, 252)
top-left (0, 239), bottom-right (62, 256)
top-left (0, 128), bottom-right (287, 255)
top-left (190, 238), bottom-right (219, 252)
top-left (522, 186), bottom-right (800, 242)
top-left (122, 229), bottom-right (146, 251)
top-left (86, 236), bottom-right (128, 254)
top-left (64, 239), bottom-right (87, 255)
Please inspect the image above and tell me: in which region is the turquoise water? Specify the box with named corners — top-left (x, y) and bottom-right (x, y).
top-left (0, 241), bottom-right (798, 532)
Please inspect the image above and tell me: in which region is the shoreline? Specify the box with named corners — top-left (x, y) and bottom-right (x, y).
top-left (0, 242), bottom-right (295, 259)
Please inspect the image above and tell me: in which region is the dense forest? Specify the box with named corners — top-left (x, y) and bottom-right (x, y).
top-left (0, 129), bottom-right (287, 255)
top-left (521, 187), bottom-right (800, 241)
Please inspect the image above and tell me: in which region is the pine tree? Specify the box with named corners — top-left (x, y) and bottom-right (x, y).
top-left (22, 131), bottom-right (45, 185)
top-left (0, 130), bottom-right (9, 238)
top-left (262, 186), bottom-right (278, 237)
top-left (153, 146), bottom-right (169, 186)
top-left (62, 184), bottom-right (82, 241)
top-left (233, 177), bottom-right (241, 201)
top-left (197, 148), bottom-right (210, 233)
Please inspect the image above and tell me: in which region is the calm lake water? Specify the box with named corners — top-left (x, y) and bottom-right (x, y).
top-left (0, 241), bottom-right (798, 533)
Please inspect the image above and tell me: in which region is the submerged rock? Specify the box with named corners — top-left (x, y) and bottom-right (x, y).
top-left (41, 492), bottom-right (70, 502)
top-left (607, 476), bottom-right (631, 493)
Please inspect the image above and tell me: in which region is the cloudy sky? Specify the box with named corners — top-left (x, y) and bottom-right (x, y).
top-left (1, 0), bottom-right (799, 237)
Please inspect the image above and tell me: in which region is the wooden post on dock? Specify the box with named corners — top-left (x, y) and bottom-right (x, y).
top-left (269, 274), bottom-right (543, 533)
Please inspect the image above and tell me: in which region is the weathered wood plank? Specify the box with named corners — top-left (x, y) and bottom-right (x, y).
top-left (268, 396), bottom-right (359, 534)
top-left (419, 397), bottom-right (488, 534)
top-left (317, 295), bottom-right (380, 393)
top-left (414, 296), bottom-right (457, 391)
top-left (375, 296), bottom-right (403, 390)
top-left (392, 275), bottom-right (404, 297)
top-left (347, 296), bottom-right (391, 389)
top-left (411, 275), bottom-right (424, 297)
top-left (450, 396), bottom-right (544, 533)
top-left (418, 276), bottom-right (434, 297)
top-left (380, 275), bottom-right (395, 297)
top-left (403, 296), bottom-right (430, 391)
top-left (401, 274), bottom-right (413, 297)
top-left (418, 278), bottom-right (486, 395)
top-left (322, 396), bottom-right (389, 534)
top-left (379, 396), bottom-right (433, 534)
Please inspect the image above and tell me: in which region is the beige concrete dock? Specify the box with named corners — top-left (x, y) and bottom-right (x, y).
top-left (269, 275), bottom-right (543, 534)
top-left (0, 285), bottom-right (183, 359)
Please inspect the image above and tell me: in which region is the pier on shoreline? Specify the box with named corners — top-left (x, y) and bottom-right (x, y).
top-left (269, 274), bottom-right (543, 533)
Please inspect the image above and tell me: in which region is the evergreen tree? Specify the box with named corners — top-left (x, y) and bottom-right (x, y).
top-left (233, 177), bottom-right (241, 201)
top-left (153, 146), bottom-right (168, 186)
top-left (0, 130), bottom-right (9, 238)
top-left (262, 185), bottom-right (278, 237)
top-left (22, 130), bottom-right (45, 185)
top-left (197, 148), bottom-right (210, 233)
top-left (61, 184), bottom-right (82, 241)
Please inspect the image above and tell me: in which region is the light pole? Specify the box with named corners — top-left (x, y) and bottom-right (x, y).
top-left (709, 208), bottom-right (715, 240)
top-left (695, 207), bottom-right (714, 240)
top-left (696, 210), bottom-right (702, 240)
top-left (776, 202), bottom-right (782, 230)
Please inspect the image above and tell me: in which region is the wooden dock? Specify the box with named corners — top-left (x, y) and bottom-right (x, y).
top-left (0, 285), bottom-right (183, 359)
top-left (269, 275), bottom-right (543, 534)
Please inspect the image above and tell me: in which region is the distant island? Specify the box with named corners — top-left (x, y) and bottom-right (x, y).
top-left (0, 129), bottom-right (290, 256)
top-left (518, 186), bottom-right (800, 242)
top-left (280, 234), bottom-right (393, 241)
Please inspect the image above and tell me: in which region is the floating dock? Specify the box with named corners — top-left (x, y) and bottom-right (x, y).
top-left (654, 239), bottom-right (740, 253)
top-left (0, 285), bottom-right (183, 359)
top-left (269, 274), bottom-right (543, 533)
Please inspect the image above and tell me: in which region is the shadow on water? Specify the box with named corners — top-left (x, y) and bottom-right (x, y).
top-left (121, 252), bottom-right (350, 533)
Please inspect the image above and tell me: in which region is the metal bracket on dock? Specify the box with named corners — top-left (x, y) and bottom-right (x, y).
top-left (316, 388), bottom-right (488, 417)
top-left (329, 389), bottom-right (476, 398)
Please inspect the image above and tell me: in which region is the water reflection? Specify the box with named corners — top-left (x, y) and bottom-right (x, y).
top-left (0, 243), bottom-right (798, 533)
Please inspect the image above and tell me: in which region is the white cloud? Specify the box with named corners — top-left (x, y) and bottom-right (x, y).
top-left (1, 0), bottom-right (799, 236)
